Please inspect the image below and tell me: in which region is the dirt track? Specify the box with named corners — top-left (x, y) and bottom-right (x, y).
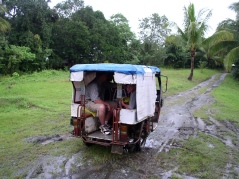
top-left (27, 73), bottom-right (239, 179)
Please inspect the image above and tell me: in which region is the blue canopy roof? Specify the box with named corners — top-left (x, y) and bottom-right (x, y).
top-left (70, 63), bottom-right (160, 75)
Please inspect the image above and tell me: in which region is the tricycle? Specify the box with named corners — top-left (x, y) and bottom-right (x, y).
top-left (69, 63), bottom-right (167, 154)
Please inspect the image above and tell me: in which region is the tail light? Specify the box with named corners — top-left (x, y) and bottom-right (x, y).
top-left (120, 124), bottom-right (128, 142)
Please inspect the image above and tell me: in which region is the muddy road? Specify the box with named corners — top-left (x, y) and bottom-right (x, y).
top-left (27, 73), bottom-right (239, 179)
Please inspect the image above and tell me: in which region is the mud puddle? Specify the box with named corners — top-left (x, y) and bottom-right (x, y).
top-left (26, 73), bottom-right (239, 179)
top-left (26, 133), bottom-right (72, 145)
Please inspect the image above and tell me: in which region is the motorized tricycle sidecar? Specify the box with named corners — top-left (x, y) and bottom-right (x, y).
top-left (69, 63), bottom-right (167, 154)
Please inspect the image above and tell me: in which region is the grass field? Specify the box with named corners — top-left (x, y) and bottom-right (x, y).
top-left (0, 68), bottom-right (239, 178)
top-left (160, 68), bottom-right (220, 96)
top-left (0, 70), bottom-right (74, 178)
top-left (211, 73), bottom-right (239, 122)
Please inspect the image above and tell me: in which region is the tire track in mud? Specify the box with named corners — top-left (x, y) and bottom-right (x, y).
top-left (146, 73), bottom-right (228, 151)
top-left (144, 73), bottom-right (239, 178)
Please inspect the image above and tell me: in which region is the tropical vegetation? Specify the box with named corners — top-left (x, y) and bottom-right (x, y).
top-left (216, 2), bottom-right (239, 73)
top-left (176, 3), bottom-right (212, 80)
top-left (0, 0), bottom-right (239, 81)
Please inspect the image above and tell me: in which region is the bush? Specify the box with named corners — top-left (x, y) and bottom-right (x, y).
top-left (232, 59), bottom-right (239, 80)
top-left (12, 72), bottom-right (20, 78)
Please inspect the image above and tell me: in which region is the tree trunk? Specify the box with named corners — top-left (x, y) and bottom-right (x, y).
top-left (188, 49), bottom-right (195, 80)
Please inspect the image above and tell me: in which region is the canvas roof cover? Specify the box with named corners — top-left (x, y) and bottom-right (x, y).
top-left (70, 63), bottom-right (160, 75)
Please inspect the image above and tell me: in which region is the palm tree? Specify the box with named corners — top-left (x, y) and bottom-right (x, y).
top-left (0, 4), bottom-right (11, 33)
top-left (215, 2), bottom-right (239, 72)
top-left (200, 30), bottom-right (234, 70)
top-left (177, 3), bottom-right (212, 80)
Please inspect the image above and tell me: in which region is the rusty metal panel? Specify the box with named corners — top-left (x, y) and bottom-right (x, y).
top-left (111, 144), bottom-right (124, 154)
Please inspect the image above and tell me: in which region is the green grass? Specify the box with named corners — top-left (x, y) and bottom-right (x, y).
top-left (192, 73), bottom-right (239, 127)
top-left (156, 133), bottom-right (230, 178)
top-left (211, 74), bottom-right (239, 124)
top-left (0, 70), bottom-right (73, 178)
top-left (193, 106), bottom-right (212, 121)
top-left (160, 68), bottom-right (219, 96)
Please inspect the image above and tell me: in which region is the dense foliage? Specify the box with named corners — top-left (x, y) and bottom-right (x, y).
top-left (232, 59), bottom-right (239, 80)
top-left (0, 0), bottom-right (238, 76)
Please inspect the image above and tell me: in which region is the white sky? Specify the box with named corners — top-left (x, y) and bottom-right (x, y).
top-left (49, 0), bottom-right (237, 37)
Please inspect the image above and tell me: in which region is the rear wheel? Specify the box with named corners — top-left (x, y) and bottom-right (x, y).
top-left (135, 137), bottom-right (147, 151)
